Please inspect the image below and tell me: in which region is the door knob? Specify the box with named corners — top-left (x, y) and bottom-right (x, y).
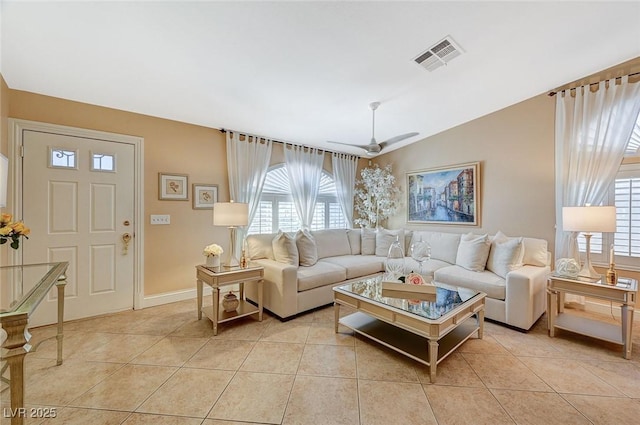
top-left (122, 233), bottom-right (132, 255)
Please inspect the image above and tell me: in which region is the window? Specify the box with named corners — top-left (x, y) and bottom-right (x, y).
top-left (49, 147), bottom-right (77, 169)
top-left (248, 165), bottom-right (347, 234)
top-left (584, 116), bottom-right (640, 269)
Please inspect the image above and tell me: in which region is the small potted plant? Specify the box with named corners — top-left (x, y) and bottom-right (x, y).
top-left (203, 243), bottom-right (223, 267)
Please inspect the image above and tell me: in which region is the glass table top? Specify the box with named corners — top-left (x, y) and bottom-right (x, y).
top-left (1, 262), bottom-right (68, 317)
top-left (334, 275), bottom-right (481, 321)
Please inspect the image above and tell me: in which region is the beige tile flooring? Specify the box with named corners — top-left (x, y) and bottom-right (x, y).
top-left (2, 298), bottom-right (640, 425)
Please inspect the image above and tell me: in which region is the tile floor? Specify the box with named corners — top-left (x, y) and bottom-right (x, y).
top-left (2, 298), bottom-right (640, 425)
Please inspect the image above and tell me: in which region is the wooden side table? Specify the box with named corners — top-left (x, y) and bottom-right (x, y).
top-left (196, 264), bottom-right (264, 335)
top-left (547, 274), bottom-right (637, 359)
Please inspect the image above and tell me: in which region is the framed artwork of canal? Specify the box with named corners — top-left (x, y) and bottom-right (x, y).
top-left (407, 162), bottom-right (480, 225)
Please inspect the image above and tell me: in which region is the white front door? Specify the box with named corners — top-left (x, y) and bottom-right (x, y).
top-left (21, 129), bottom-right (136, 326)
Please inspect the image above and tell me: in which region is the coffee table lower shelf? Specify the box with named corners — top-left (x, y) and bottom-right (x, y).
top-left (339, 311), bottom-right (479, 370)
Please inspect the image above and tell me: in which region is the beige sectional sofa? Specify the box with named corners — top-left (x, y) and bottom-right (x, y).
top-left (244, 228), bottom-right (550, 330)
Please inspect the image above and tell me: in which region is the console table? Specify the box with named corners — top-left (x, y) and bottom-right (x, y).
top-left (196, 264), bottom-right (263, 335)
top-left (547, 273), bottom-right (637, 359)
top-left (1, 262), bottom-right (68, 425)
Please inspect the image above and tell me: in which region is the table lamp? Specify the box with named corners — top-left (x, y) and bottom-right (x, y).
top-left (0, 153), bottom-right (7, 208)
top-left (213, 201), bottom-right (249, 267)
top-left (562, 205), bottom-right (616, 280)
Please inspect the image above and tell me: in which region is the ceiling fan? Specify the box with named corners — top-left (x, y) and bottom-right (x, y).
top-left (328, 101), bottom-right (419, 156)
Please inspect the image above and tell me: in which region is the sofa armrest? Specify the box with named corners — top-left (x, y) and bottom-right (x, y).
top-left (504, 265), bottom-right (551, 330)
top-left (246, 259), bottom-right (300, 318)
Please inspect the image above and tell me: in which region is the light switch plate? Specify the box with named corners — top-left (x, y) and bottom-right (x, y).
top-left (150, 214), bottom-right (170, 225)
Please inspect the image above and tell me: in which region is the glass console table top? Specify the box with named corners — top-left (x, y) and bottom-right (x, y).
top-left (335, 276), bottom-right (481, 320)
top-left (0, 262), bottom-right (68, 317)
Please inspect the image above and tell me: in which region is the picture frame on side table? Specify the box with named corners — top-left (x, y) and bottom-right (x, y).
top-left (192, 184), bottom-right (218, 209)
top-left (158, 173), bottom-right (189, 201)
top-left (407, 161), bottom-right (480, 225)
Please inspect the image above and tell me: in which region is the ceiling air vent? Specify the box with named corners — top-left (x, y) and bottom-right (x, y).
top-left (414, 36), bottom-right (463, 72)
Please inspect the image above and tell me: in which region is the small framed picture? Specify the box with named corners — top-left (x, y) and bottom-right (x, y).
top-left (192, 184), bottom-right (218, 209)
top-left (158, 173), bottom-right (189, 201)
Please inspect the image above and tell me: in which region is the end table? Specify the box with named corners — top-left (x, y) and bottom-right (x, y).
top-left (196, 264), bottom-right (264, 335)
top-left (547, 273), bottom-right (637, 359)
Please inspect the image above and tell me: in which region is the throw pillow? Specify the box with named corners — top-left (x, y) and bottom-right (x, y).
top-left (486, 233), bottom-right (523, 278)
top-left (375, 228), bottom-right (405, 257)
top-left (296, 229), bottom-right (318, 266)
top-left (361, 227), bottom-right (376, 255)
top-left (272, 230), bottom-right (299, 266)
top-left (522, 238), bottom-right (549, 266)
top-left (347, 228), bottom-right (362, 255)
top-left (455, 233), bottom-right (491, 272)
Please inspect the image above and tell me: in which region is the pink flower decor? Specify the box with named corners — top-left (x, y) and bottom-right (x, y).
top-left (406, 272), bottom-right (426, 285)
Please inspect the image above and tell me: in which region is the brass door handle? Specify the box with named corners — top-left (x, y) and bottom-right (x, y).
top-left (122, 233), bottom-right (132, 255)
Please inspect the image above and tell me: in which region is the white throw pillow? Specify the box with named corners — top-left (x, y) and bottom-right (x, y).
top-left (296, 229), bottom-right (318, 266)
top-left (272, 230), bottom-right (299, 266)
top-left (347, 229), bottom-right (362, 255)
top-left (361, 228), bottom-right (376, 255)
top-left (522, 238), bottom-right (549, 266)
top-left (455, 233), bottom-right (491, 272)
top-left (487, 232), bottom-right (523, 278)
top-left (376, 228), bottom-right (405, 257)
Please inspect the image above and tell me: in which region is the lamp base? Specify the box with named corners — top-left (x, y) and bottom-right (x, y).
top-left (577, 233), bottom-right (601, 282)
top-left (223, 226), bottom-right (240, 268)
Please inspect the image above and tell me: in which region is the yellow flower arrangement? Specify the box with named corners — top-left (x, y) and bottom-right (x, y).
top-left (0, 213), bottom-right (30, 249)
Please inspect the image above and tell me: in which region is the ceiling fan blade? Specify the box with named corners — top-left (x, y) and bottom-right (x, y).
top-left (326, 140), bottom-right (371, 150)
top-left (379, 132), bottom-right (419, 149)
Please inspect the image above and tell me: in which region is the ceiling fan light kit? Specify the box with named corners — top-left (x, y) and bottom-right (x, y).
top-left (328, 101), bottom-right (418, 156)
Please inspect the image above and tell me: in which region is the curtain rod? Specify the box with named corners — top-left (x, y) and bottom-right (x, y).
top-left (218, 128), bottom-right (360, 159)
top-left (548, 71), bottom-right (640, 97)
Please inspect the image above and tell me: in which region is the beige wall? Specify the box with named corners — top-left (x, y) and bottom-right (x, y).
top-left (377, 93), bottom-right (557, 253)
top-left (3, 90), bottom-right (367, 295)
top-left (8, 89), bottom-right (229, 295)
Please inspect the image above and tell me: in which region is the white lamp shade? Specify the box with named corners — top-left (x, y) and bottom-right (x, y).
top-left (213, 202), bottom-right (249, 226)
top-left (562, 206), bottom-right (616, 233)
top-left (0, 153), bottom-right (7, 208)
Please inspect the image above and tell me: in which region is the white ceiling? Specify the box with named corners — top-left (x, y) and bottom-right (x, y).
top-left (1, 1), bottom-right (639, 157)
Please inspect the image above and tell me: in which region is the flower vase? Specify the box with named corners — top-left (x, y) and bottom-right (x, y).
top-left (206, 255), bottom-right (220, 267)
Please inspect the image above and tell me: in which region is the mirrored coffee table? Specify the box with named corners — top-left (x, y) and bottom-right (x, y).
top-left (333, 276), bottom-right (485, 383)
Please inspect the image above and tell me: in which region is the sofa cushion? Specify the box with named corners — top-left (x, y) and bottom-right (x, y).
top-left (347, 228), bottom-right (362, 255)
top-left (313, 229), bottom-right (351, 259)
top-left (247, 233), bottom-right (276, 260)
top-left (487, 231), bottom-right (523, 278)
top-left (296, 229), bottom-right (318, 266)
top-left (375, 228), bottom-right (405, 257)
top-left (272, 231), bottom-right (299, 265)
top-left (361, 228), bottom-right (376, 255)
top-left (456, 233), bottom-right (491, 272)
top-left (322, 255), bottom-right (384, 279)
top-left (297, 261), bottom-right (347, 292)
top-left (522, 237), bottom-right (549, 266)
top-left (413, 231), bottom-right (460, 264)
top-left (435, 265), bottom-right (506, 300)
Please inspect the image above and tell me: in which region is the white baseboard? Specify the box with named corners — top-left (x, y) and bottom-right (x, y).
top-left (142, 286), bottom-right (212, 308)
top-left (582, 299), bottom-right (640, 323)
top-left (141, 283), bottom-right (241, 309)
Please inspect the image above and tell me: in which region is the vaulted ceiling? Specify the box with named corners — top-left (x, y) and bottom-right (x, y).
top-left (2, 1), bottom-right (639, 156)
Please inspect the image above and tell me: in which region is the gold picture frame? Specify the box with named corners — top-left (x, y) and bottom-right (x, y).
top-left (192, 184), bottom-right (218, 209)
top-left (158, 173), bottom-right (189, 201)
top-left (407, 161), bottom-right (480, 225)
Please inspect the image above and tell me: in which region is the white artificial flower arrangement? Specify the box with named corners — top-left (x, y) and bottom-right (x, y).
top-left (354, 164), bottom-right (400, 228)
top-left (203, 243), bottom-right (224, 257)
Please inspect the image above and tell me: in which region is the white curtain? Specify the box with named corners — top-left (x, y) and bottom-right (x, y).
top-left (555, 76), bottom-right (640, 265)
top-left (331, 152), bottom-right (358, 228)
top-left (284, 144), bottom-right (324, 229)
top-left (226, 131), bottom-right (273, 254)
